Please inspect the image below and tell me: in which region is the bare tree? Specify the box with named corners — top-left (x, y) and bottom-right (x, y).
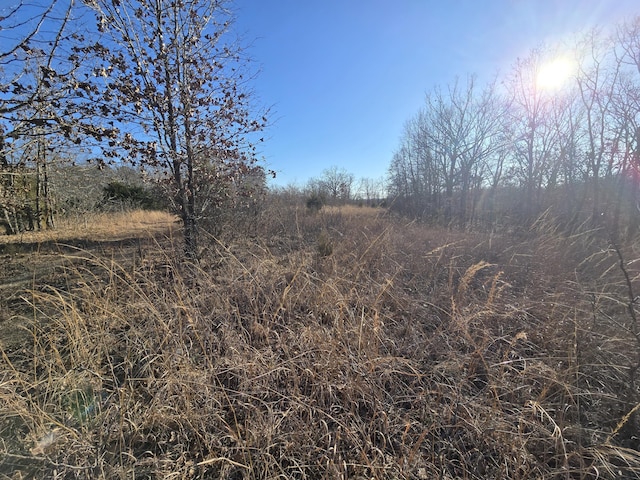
top-left (573, 29), bottom-right (621, 224)
top-left (505, 49), bottom-right (567, 221)
top-left (387, 114), bottom-right (441, 219)
top-left (389, 76), bottom-right (506, 226)
top-left (356, 176), bottom-right (385, 206)
top-left (611, 17), bottom-right (640, 238)
top-left (318, 166), bottom-right (354, 204)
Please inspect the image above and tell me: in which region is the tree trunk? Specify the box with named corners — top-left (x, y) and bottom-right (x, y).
top-left (1, 207), bottom-right (15, 235)
top-left (43, 158), bottom-right (54, 229)
top-left (35, 154), bottom-right (43, 231)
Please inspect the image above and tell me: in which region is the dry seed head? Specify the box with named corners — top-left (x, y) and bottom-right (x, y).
top-left (458, 261), bottom-right (493, 294)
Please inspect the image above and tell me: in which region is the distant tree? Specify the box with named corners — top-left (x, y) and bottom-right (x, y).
top-left (318, 166), bottom-right (354, 204)
top-left (80, 0), bottom-right (268, 258)
top-left (356, 176), bottom-right (385, 206)
top-left (435, 76), bottom-right (505, 225)
top-left (387, 116), bottom-right (438, 219)
top-left (305, 177), bottom-right (325, 199)
top-left (388, 76), bottom-right (506, 226)
top-left (574, 30), bottom-right (621, 224)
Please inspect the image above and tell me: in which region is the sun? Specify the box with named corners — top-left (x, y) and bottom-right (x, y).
top-left (536, 57), bottom-right (575, 91)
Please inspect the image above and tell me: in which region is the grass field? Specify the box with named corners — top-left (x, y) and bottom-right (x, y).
top-left (1, 204), bottom-right (640, 479)
top-left (0, 210), bottom-right (178, 246)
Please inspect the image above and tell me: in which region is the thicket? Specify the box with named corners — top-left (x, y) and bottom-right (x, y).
top-left (0, 163), bottom-right (169, 235)
top-left (99, 181), bottom-right (163, 211)
top-left (2, 200), bottom-right (640, 478)
top-left (305, 193), bottom-right (324, 212)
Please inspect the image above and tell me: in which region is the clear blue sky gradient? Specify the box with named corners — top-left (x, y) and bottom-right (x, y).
top-left (232, 0), bottom-right (640, 187)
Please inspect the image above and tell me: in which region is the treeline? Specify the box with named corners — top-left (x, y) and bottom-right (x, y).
top-left (270, 166), bottom-right (386, 213)
top-left (388, 19), bottom-right (640, 237)
top-left (0, 159), bottom-right (266, 236)
top-left (0, 163), bottom-right (159, 235)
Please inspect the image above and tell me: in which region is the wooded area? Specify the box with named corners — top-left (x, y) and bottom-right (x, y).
top-left (388, 24), bottom-right (640, 238)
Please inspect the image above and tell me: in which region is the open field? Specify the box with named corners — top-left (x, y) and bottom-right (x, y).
top-left (2, 205), bottom-right (640, 478)
top-left (0, 210), bottom-right (178, 246)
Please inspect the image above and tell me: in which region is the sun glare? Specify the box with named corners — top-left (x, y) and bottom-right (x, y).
top-left (537, 57), bottom-right (574, 91)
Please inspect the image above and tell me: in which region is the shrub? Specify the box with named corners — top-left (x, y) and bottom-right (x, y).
top-left (306, 193), bottom-right (324, 213)
top-left (100, 181), bottom-right (162, 211)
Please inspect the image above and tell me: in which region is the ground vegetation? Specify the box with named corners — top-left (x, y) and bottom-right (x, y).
top-left (1, 203), bottom-right (640, 478)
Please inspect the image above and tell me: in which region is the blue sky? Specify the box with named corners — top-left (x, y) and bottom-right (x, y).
top-left (232, 0), bottom-right (640, 187)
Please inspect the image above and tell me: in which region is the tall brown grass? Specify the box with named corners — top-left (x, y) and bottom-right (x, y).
top-left (0, 210), bottom-right (177, 245)
top-left (1, 205), bottom-right (640, 478)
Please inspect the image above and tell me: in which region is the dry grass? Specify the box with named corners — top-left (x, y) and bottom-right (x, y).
top-left (1, 205), bottom-right (640, 478)
top-left (0, 210), bottom-right (178, 245)
top-left (320, 204), bottom-right (384, 217)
